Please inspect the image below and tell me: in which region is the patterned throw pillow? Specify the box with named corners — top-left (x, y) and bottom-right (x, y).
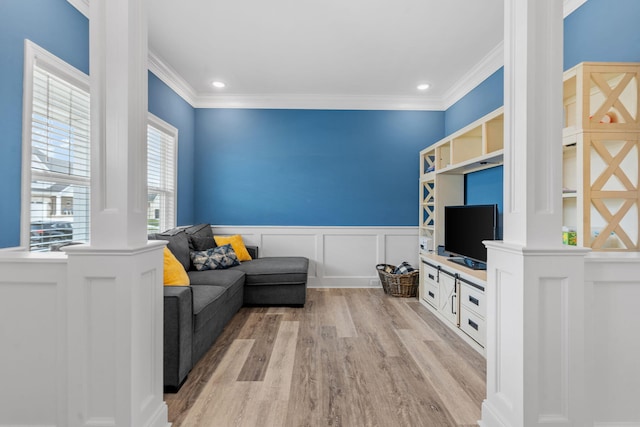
top-left (393, 261), bottom-right (415, 275)
top-left (190, 244), bottom-right (240, 271)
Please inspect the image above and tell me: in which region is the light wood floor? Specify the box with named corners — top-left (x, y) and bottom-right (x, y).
top-left (164, 288), bottom-right (486, 427)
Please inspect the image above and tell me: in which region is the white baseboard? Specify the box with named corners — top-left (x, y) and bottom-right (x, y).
top-left (212, 225), bottom-right (419, 288)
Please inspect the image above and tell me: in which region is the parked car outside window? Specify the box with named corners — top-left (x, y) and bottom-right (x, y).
top-left (30, 221), bottom-right (73, 250)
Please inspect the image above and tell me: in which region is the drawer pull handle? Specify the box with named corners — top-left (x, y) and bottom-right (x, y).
top-left (468, 319), bottom-right (479, 331)
top-left (428, 291), bottom-right (435, 298)
top-left (469, 296), bottom-right (480, 306)
top-left (428, 273), bottom-right (435, 280)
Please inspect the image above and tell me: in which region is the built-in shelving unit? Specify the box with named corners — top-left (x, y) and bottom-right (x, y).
top-left (419, 107), bottom-right (504, 254)
top-left (562, 62), bottom-right (640, 251)
top-left (418, 107), bottom-right (503, 354)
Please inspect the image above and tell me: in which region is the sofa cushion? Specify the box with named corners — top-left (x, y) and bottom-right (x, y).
top-left (190, 285), bottom-right (226, 332)
top-left (233, 257), bottom-right (309, 286)
top-left (186, 224), bottom-right (217, 252)
top-left (190, 244), bottom-right (240, 271)
top-left (188, 268), bottom-right (245, 291)
top-left (189, 236), bottom-right (217, 252)
top-left (154, 229), bottom-right (191, 271)
top-left (185, 223), bottom-right (213, 238)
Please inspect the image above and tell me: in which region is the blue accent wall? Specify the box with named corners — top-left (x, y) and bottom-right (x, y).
top-left (148, 73), bottom-right (196, 226)
top-left (465, 167), bottom-right (504, 238)
top-left (444, 68), bottom-right (504, 136)
top-left (194, 109), bottom-right (444, 226)
top-left (0, 0), bottom-right (88, 248)
top-left (564, 0), bottom-right (640, 69)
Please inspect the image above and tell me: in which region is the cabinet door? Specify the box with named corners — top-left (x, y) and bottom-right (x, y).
top-left (438, 272), bottom-right (458, 326)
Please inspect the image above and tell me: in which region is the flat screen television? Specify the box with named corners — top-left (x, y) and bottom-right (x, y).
top-left (444, 204), bottom-right (498, 270)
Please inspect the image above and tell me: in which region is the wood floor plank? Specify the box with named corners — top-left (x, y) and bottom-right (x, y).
top-left (327, 294), bottom-right (358, 338)
top-left (318, 325), bottom-right (345, 426)
top-left (167, 289), bottom-right (486, 427)
top-left (236, 313), bottom-right (281, 381)
top-left (406, 300), bottom-right (487, 376)
top-left (179, 339), bottom-right (255, 426)
top-left (387, 296), bottom-right (441, 341)
top-left (396, 328), bottom-right (482, 425)
top-left (284, 308), bottom-right (321, 427)
top-left (428, 339), bottom-right (487, 405)
top-left (345, 290), bottom-right (402, 358)
top-left (258, 320), bottom-right (300, 401)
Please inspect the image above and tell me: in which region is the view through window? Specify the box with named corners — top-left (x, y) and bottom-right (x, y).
top-left (25, 44), bottom-right (90, 251)
top-left (147, 115), bottom-right (177, 234)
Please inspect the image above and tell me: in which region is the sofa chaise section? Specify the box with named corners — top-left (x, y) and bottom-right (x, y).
top-left (235, 256), bottom-right (309, 306)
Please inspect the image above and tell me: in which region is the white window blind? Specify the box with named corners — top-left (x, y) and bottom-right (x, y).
top-left (147, 115), bottom-right (177, 233)
top-left (24, 42), bottom-right (90, 251)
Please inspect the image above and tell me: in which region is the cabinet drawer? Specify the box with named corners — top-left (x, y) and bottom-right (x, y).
top-left (460, 307), bottom-right (485, 347)
top-left (460, 282), bottom-right (485, 318)
top-left (422, 282), bottom-right (438, 308)
top-left (423, 263), bottom-right (439, 287)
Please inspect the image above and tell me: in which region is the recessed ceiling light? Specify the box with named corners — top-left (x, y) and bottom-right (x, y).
top-left (212, 81), bottom-right (226, 88)
top-left (417, 83), bottom-right (430, 91)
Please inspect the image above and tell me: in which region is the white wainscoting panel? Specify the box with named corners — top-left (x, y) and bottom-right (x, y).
top-left (324, 234), bottom-right (378, 278)
top-left (585, 254), bottom-right (640, 426)
top-left (0, 252), bottom-right (68, 427)
top-left (212, 226), bottom-right (419, 288)
top-left (260, 233), bottom-right (319, 279)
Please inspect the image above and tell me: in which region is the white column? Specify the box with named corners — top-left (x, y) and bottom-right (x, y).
top-left (89, 0), bottom-right (148, 249)
top-left (65, 0), bottom-right (168, 426)
top-left (480, 1), bottom-right (590, 426)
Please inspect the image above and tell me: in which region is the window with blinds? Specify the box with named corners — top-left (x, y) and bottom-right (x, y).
top-left (147, 115), bottom-right (177, 233)
top-left (24, 42), bottom-right (90, 251)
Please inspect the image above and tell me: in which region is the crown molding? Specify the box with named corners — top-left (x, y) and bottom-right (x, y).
top-left (563, 0), bottom-right (588, 17)
top-left (66, 0), bottom-right (89, 18)
top-left (192, 93), bottom-right (444, 110)
top-left (148, 52), bottom-right (444, 110)
top-left (147, 50), bottom-right (198, 107)
top-left (442, 42), bottom-right (504, 110)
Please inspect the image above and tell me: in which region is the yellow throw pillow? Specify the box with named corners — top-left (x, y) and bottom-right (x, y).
top-left (214, 234), bottom-right (252, 261)
top-left (163, 247), bottom-right (190, 286)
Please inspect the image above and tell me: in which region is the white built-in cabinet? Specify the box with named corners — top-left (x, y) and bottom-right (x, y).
top-left (421, 254), bottom-right (487, 354)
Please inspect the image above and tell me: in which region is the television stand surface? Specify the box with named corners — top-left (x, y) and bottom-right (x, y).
top-left (448, 256), bottom-right (487, 270)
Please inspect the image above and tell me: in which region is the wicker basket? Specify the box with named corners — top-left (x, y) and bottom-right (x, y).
top-left (376, 264), bottom-right (419, 298)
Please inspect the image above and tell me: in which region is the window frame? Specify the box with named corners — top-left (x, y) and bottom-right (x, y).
top-left (147, 113), bottom-right (178, 233)
top-left (20, 40), bottom-right (91, 250)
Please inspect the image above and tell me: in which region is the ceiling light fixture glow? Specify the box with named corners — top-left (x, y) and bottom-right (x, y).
top-left (212, 81), bottom-right (226, 88)
top-left (417, 83), bottom-right (430, 91)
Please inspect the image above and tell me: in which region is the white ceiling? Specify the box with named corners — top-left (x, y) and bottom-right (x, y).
top-left (69, 0), bottom-right (588, 109)
top-left (147, 0), bottom-right (504, 109)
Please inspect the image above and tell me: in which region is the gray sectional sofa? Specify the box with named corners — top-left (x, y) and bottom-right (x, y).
top-left (149, 224), bottom-right (308, 391)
